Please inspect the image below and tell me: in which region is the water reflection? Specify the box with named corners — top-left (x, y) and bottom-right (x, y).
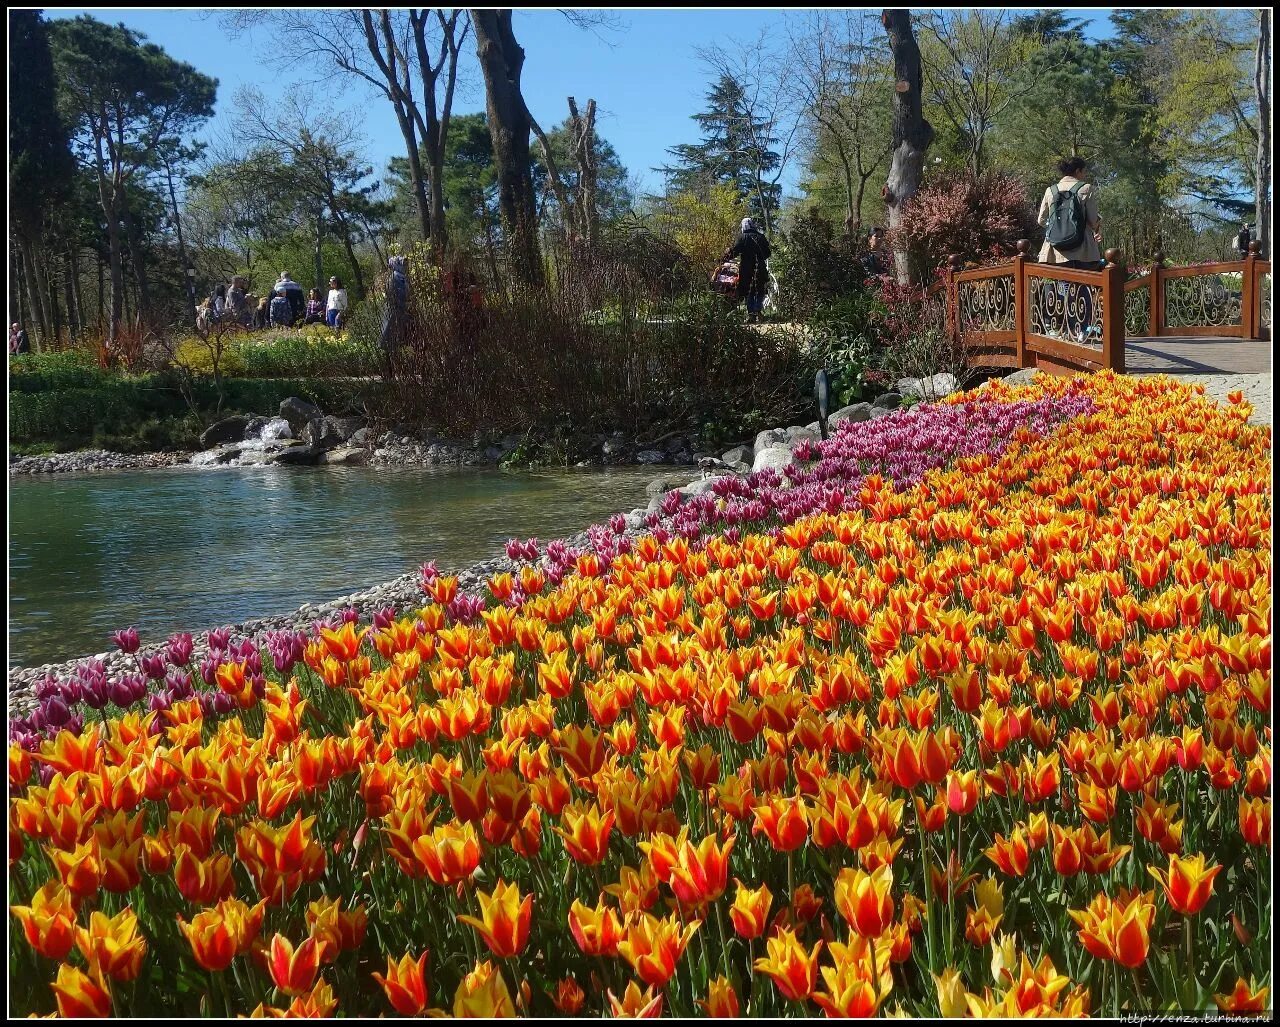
top-left (8, 465), bottom-right (656, 668)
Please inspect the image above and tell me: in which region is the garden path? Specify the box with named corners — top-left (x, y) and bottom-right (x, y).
top-left (1124, 335), bottom-right (1271, 425)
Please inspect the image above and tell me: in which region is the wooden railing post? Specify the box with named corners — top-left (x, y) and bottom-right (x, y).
top-left (1102, 248), bottom-right (1126, 374)
top-left (1013, 239), bottom-right (1029, 368)
top-left (946, 253), bottom-right (963, 349)
top-left (1148, 251), bottom-right (1164, 338)
top-left (1242, 241), bottom-right (1259, 339)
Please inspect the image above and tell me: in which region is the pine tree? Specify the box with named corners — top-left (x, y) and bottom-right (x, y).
top-left (660, 73), bottom-right (781, 224)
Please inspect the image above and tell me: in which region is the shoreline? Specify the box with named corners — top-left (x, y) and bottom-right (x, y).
top-left (6, 507), bottom-right (655, 717)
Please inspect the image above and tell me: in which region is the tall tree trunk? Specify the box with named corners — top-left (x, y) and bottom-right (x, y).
top-left (882, 9), bottom-right (933, 284)
top-left (411, 9), bottom-right (466, 257)
top-left (362, 9), bottom-right (432, 243)
top-left (96, 249), bottom-right (106, 338)
top-left (47, 255), bottom-right (64, 347)
top-left (569, 97), bottom-right (599, 250)
top-left (10, 242), bottom-right (24, 334)
top-left (17, 234), bottom-right (50, 344)
top-left (65, 251), bottom-right (81, 341)
top-left (471, 9), bottom-right (542, 285)
top-left (119, 195), bottom-right (153, 325)
top-left (1255, 10), bottom-right (1271, 259)
top-left (530, 114), bottom-right (574, 243)
top-left (314, 211), bottom-right (325, 296)
top-left (164, 160), bottom-right (198, 328)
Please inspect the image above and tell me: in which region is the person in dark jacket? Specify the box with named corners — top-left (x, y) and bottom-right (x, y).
top-left (269, 288), bottom-right (294, 329)
top-left (1237, 223), bottom-right (1252, 258)
top-left (721, 217), bottom-right (772, 323)
top-left (378, 256), bottom-right (410, 371)
top-left (274, 272), bottom-right (305, 326)
top-left (862, 227), bottom-right (886, 278)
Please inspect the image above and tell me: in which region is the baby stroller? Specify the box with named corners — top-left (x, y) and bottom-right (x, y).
top-left (709, 261), bottom-right (740, 298)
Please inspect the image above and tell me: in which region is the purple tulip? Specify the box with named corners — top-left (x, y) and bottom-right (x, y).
top-left (207, 626), bottom-right (232, 652)
top-left (34, 676), bottom-right (63, 702)
top-left (112, 626), bottom-right (140, 654)
top-left (165, 670), bottom-right (193, 699)
top-left (148, 691), bottom-right (173, 716)
top-left (213, 690), bottom-right (238, 715)
top-left (372, 607), bottom-right (397, 630)
top-left (198, 654), bottom-right (220, 686)
top-left (166, 632), bottom-right (194, 666)
top-left (80, 675), bottom-right (112, 711)
top-left (420, 561), bottom-right (440, 588)
top-left (37, 762), bottom-right (56, 786)
top-left (139, 653), bottom-right (168, 680)
top-left (108, 678), bottom-right (141, 708)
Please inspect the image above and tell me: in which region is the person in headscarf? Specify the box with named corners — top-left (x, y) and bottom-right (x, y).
top-left (378, 256), bottom-right (410, 369)
top-left (721, 216), bottom-right (772, 323)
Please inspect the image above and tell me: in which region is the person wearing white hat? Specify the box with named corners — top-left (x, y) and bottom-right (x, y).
top-left (721, 217), bottom-right (772, 323)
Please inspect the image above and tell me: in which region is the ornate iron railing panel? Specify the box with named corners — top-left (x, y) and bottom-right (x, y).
top-left (1260, 272), bottom-right (1271, 332)
top-left (1163, 272), bottom-right (1242, 330)
top-left (1027, 275), bottom-right (1103, 348)
top-left (957, 274), bottom-right (1015, 335)
top-left (1124, 284), bottom-right (1150, 337)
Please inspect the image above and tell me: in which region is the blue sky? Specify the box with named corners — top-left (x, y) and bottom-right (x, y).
top-left (49, 8), bottom-right (1118, 198)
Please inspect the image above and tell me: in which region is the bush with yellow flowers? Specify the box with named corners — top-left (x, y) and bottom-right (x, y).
top-left (8, 372), bottom-right (1271, 1017)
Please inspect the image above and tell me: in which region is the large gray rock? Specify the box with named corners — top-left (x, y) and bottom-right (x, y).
top-left (322, 447), bottom-right (368, 466)
top-left (896, 373), bottom-right (959, 401)
top-left (328, 415), bottom-right (365, 442)
top-left (636, 450), bottom-right (667, 465)
top-left (753, 428), bottom-right (788, 455)
top-left (279, 396), bottom-right (324, 433)
top-left (829, 402), bottom-right (872, 427)
top-left (1001, 368), bottom-right (1040, 388)
top-left (199, 414), bottom-right (250, 449)
top-left (347, 427), bottom-right (371, 447)
top-left (243, 416), bottom-right (272, 440)
top-left (646, 472), bottom-right (699, 498)
top-left (752, 446), bottom-right (795, 475)
top-left (302, 417), bottom-right (345, 450)
top-left (786, 425), bottom-right (819, 445)
top-left (601, 437), bottom-right (628, 457)
top-left (873, 392), bottom-right (902, 410)
top-left (270, 445), bottom-right (323, 466)
top-left (678, 474), bottom-right (732, 499)
top-left (721, 445), bottom-right (753, 470)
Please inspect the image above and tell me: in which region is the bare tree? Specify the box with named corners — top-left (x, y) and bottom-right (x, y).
top-left (882, 9), bottom-right (934, 284)
top-left (222, 9), bottom-right (468, 253)
top-left (694, 34), bottom-right (801, 235)
top-left (471, 9), bottom-right (542, 284)
top-left (788, 11), bottom-right (894, 235)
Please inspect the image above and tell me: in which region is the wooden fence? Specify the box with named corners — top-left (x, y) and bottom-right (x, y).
top-left (947, 241), bottom-right (1272, 375)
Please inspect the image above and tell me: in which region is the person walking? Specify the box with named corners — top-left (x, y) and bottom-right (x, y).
top-left (1038, 157), bottom-right (1104, 342)
top-left (326, 276), bottom-right (348, 329)
top-left (378, 256), bottom-right (410, 371)
top-left (269, 288), bottom-right (294, 329)
top-left (721, 217), bottom-right (772, 324)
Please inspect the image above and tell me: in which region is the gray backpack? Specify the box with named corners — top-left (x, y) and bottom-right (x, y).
top-left (1045, 182), bottom-right (1087, 250)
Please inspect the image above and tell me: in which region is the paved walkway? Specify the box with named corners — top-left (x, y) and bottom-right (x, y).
top-left (1125, 335), bottom-right (1270, 375)
top-left (1124, 335), bottom-right (1271, 426)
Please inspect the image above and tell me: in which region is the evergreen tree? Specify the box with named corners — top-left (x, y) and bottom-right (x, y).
top-left (660, 73), bottom-right (782, 224)
top-left (9, 10), bottom-right (76, 342)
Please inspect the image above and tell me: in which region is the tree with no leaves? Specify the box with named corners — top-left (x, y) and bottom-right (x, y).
top-left (881, 9), bottom-right (934, 284)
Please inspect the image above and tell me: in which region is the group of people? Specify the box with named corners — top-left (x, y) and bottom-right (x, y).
top-left (197, 272), bottom-right (349, 332)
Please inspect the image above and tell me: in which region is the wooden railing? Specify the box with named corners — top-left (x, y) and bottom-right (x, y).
top-left (948, 241), bottom-right (1272, 375)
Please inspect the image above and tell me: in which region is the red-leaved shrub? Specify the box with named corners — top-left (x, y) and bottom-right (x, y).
top-left (895, 170), bottom-right (1036, 279)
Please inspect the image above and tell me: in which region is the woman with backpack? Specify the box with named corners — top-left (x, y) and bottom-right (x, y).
top-left (1038, 157), bottom-right (1103, 342)
top-left (1038, 156), bottom-right (1102, 267)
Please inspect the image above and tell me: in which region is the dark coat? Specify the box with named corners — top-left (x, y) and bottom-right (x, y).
top-left (723, 229), bottom-right (772, 300)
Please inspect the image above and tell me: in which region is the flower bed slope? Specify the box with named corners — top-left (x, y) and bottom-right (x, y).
top-left (9, 372), bottom-right (1271, 1018)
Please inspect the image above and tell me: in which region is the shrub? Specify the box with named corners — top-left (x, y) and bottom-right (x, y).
top-left (238, 326), bottom-right (380, 379)
top-left (773, 210), bottom-right (864, 320)
top-left (895, 169), bottom-right (1036, 279)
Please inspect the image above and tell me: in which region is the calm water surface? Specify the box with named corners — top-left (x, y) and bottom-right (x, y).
top-left (8, 464), bottom-right (656, 669)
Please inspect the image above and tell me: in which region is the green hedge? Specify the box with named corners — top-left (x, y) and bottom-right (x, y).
top-left (9, 355), bottom-right (372, 446)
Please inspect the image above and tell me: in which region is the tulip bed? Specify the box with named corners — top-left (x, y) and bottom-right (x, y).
top-left (8, 372), bottom-right (1271, 1018)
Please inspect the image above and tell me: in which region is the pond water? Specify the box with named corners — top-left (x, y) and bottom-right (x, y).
top-left (8, 464), bottom-right (657, 670)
